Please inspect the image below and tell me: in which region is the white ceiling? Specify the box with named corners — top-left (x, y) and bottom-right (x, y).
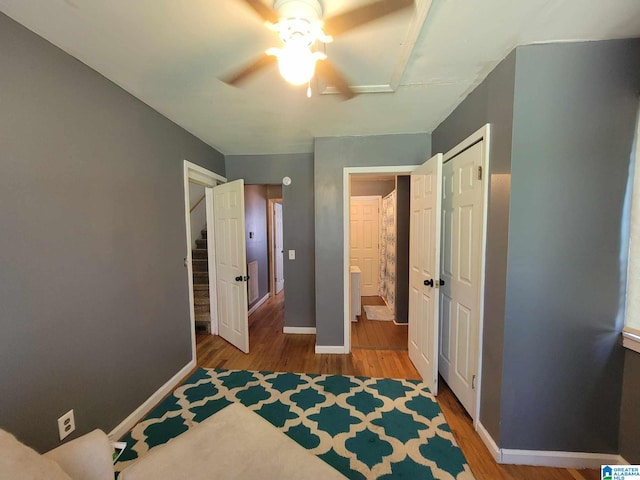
top-left (1, 0), bottom-right (640, 155)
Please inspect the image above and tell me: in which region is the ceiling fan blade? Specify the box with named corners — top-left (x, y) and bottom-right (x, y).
top-left (323, 0), bottom-right (414, 38)
top-left (316, 60), bottom-right (357, 100)
top-left (221, 54), bottom-right (277, 85)
top-left (239, 0), bottom-right (280, 24)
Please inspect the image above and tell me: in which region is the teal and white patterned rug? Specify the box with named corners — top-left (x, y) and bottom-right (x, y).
top-left (116, 368), bottom-right (474, 479)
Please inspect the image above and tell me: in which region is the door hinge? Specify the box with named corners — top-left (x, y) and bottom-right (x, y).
top-left (477, 166), bottom-right (483, 181)
top-left (472, 374), bottom-right (477, 390)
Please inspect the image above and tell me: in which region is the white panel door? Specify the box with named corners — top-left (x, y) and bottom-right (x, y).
top-left (213, 179), bottom-right (249, 353)
top-left (350, 197), bottom-right (380, 296)
top-left (439, 141), bottom-right (484, 416)
top-left (274, 202), bottom-right (284, 294)
top-left (408, 154), bottom-right (443, 394)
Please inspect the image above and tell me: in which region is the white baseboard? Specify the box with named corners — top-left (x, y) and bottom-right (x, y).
top-left (315, 345), bottom-right (348, 354)
top-left (283, 326), bottom-right (316, 334)
top-left (108, 360), bottom-right (195, 441)
top-left (477, 422), bottom-right (501, 462)
top-left (476, 422), bottom-right (626, 468)
top-left (248, 293), bottom-right (269, 315)
top-left (500, 449), bottom-right (625, 469)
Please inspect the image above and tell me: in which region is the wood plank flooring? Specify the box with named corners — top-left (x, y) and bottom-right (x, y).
top-left (352, 296), bottom-right (408, 350)
top-left (195, 291), bottom-right (599, 480)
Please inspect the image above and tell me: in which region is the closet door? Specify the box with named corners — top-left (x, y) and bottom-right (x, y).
top-left (408, 154), bottom-right (443, 394)
top-left (350, 197), bottom-right (381, 297)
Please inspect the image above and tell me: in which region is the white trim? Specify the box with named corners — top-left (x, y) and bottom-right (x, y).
top-left (348, 166), bottom-right (418, 176)
top-left (283, 326), bottom-right (317, 334)
top-left (315, 345), bottom-right (348, 354)
top-left (477, 422), bottom-right (501, 463)
top-left (623, 330), bottom-right (640, 354)
top-left (248, 293), bottom-right (270, 316)
top-left (442, 124), bottom-right (491, 428)
top-left (499, 449), bottom-right (625, 469)
top-left (350, 195), bottom-right (383, 202)
top-left (343, 165), bottom-right (418, 354)
top-left (205, 188), bottom-right (218, 335)
top-left (268, 199), bottom-right (276, 296)
top-left (476, 422), bottom-right (627, 468)
top-left (319, 0), bottom-right (434, 95)
top-left (183, 160), bottom-right (227, 352)
top-left (108, 360), bottom-right (195, 441)
top-left (186, 161), bottom-right (227, 185)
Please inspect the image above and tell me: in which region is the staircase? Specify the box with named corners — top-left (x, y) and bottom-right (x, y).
top-left (192, 227), bottom-right (211, 334)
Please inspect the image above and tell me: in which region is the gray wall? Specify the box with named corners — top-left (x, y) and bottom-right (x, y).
top-left (500, 39), bottom-right (640, 453)
top-left (314, 134), bottom-right (431, 346)
top-left (225, 154), bottom-right (315, 328)
top-left (244, 185), bottom-right (269, 308)
top-left (0, 13), bottom-right (225, 452)
top-left (620, 349), bottom-right (640, 462)
top-left (350, 179), bottom-right (396, 197)
top-left (433, 39), bottom-right (640, 454)
top-left (432, 51), bottom-right (517, 443)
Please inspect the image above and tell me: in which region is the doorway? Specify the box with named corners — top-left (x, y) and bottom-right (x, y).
top-left (183, 161), bottom-right (226, 361)
top-left (269, 197), bottom-right (285, 297)
top-left (343, 166), bottom-right (416, 352)
top-left (244, 184), bottom-right (284, 317)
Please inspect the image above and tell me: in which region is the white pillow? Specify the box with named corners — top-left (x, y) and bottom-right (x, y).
top-left (0, 429), bottom-right (71, 480)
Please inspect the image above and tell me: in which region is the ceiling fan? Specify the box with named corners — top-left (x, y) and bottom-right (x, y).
top-left (222, 0), bottom-right (414, 99)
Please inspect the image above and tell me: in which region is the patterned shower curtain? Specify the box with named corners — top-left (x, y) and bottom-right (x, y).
top-left (379, 190), bottom-right (397, 314)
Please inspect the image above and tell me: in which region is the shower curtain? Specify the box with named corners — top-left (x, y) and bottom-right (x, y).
top-left (379, 190), bottom-right (396, 314)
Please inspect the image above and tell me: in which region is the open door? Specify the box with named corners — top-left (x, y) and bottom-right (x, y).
top-left (408, 154), bottom-right (443, 394)
top-left (213, 179), bottom-right (249, 353)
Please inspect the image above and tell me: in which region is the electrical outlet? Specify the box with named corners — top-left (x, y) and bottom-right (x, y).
top-left (57, 410), bottom-right (75, 441)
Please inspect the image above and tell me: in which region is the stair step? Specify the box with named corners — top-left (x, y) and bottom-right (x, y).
top-left (201, 229), bottom-right (207, 239)
top-left (195, 238), bottom-right (207, 248)
top-left (193, 284), bottom-right (209, 293)
top-left (194, 294), bottom-right (210, 305)
top-left (195, 311), bottom-right (210, 322)
top-left (195, 321), bottom-right (211, 334)
top-left (192, 249), bottom-right (207, 260)
top-left (193, 272), bottom-right (209, 284)
top-left (192, 259), bottom-right (208, 272)
top-left (194, 303), bottom-right (210, 314)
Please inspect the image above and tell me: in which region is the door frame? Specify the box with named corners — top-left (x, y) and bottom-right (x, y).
top-left (441, 124), bottom-right (491, 428)
top-left (183, 160), bottom-right (227, 362)
top-left (343, 166), bottom-right (417, 353)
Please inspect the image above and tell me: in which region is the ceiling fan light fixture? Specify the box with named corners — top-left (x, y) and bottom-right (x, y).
top-left (268, 43), bottom-right (326, 85)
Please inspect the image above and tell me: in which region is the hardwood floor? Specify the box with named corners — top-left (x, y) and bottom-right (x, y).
top-left (352, 296), bottom-right (408, 350)
top-left (195, 292), bottom-right (599, 480)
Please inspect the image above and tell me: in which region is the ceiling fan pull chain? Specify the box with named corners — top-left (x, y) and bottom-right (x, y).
top-left (307, 82), bottom-right (312, 98)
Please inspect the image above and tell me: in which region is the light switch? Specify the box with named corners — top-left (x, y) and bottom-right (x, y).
top-left (288, 250), bottom-right (295, 260)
